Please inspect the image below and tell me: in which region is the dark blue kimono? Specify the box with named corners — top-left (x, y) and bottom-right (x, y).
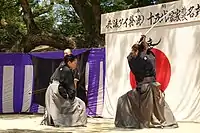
top-left (114, 49), bottom-right (178, 129)
top-left (127, 50), bottom-right (156, 85)
top-left (43, 64), bottom-right (87, 127)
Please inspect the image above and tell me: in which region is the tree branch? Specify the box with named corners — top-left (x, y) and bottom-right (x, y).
top-left (69, 0), bottom-right (104, 47)
top-left (23, 33), bottom-right (76, 52)
top-left (19, 0), bottom-right (40, 34)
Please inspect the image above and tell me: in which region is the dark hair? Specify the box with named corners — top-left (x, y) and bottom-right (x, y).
top-left (131, 44), bottom-right (139, 51)
top-left (131, 42), bottom-right (147, 52)
top-left (138, 35), bottom-right (148, 52)
top-left (63, 54), bottom-right (77, 63)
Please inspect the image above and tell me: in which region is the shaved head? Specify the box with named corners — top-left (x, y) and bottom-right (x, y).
top-left (64, 49), bottom-right (72, 56)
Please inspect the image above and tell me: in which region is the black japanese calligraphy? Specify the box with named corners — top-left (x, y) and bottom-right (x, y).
top-left (129, 15), bottom-right (135, 27)
top-left (147, 12), bottom-right (164, 25)
top-left (187, 6), bottom-right (195, 18)
top-left (169, 9), bottom-right (182, 22)
top-left (147, 4), bottom-right (200, 25)
top-left (105, 3), bottom-right (200, 30)
top-left (195, 4), bottom-right (200, 17)
top-left (123, 18), bottom-right (129, 27)
top-left (180, 7), bottom-right (188, 21)
top-left (112, 19), bottom-right (119, 28)
top-left (105, 20), bottom-right (112, 29)
top-left (163, 10), bottom-right (169, 23)
top-left (147, 12), bottom-right (154, 25)
top-left (118, 18), bottom-right (124, 27)
top-left (135, 14), bottom-right (144, 26)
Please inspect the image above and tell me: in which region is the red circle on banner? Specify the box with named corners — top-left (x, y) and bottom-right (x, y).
top-left (129, 48), bottom-right (171, 92)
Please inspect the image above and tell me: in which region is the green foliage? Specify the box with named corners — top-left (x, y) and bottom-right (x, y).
top-left (53, 2), bottom-right (85, 37)
top-left (0, 0), bottom-right (25, 51)
top-left (100, 0), bottom-right (177, 13)
top-left (0, 0), bottom-right (177, 51)
top-left (100, 0), bottom-right (129, 13)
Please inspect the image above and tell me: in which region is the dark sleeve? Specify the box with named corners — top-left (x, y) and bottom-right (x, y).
top-left (73, 69), bottom-right (79, 81)
top-left (147, 49), bottom-right (155, 57)
top-left (127, 53), bottom-right (143, 72)
top-left (148, 50), bottom-right (156, 78)
top-left (127, 52), bottom-right (146, 81)
top-left (127, 53), bottom-right (137, 73)
top-left (50, 61), bottom-right (65, 82)
top-left (58, 66), bottom-right (76, 100)
top-left (127, 53), bottom-right (134, 62)
top-left (50, 68), bottom-right (58, 82)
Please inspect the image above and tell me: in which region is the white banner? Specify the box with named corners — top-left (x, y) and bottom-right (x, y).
top-left (101, 0), bottom-right (200, 34)
top-left (102, 0), bottom-right (200, 122)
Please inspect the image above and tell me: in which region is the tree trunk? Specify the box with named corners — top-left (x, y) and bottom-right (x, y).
top-left (19, 0), bottom-right (40, 34)
top-left (69, 0), bottom-right (105, 47)
top-left (18, 0), bottom-right (75, 52)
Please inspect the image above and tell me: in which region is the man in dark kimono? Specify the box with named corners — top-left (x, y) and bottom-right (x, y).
top-left (42, 49), bottom-right (82, 126)
top-left (42, 54), bottom-right (87, 127)
top-left (50, 49), bottom-right (72, 83)
top-left (50, 49), bottom-right (88, 106)
top-left (114, 35), bottom-right (178, 129)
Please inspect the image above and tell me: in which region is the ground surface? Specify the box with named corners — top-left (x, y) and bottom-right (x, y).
top-left (0, 114), bottom-right (199, 133)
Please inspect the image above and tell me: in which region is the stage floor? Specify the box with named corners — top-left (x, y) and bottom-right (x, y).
top-left (0, 114), bottom-right (199, 133)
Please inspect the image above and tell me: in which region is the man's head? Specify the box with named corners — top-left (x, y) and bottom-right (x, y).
top-left (64, 49), bottom-right (72, 57)
top-left (131, 44), bottom-right (139, 56)
top-left (64, 54), bottom-right (77, 70)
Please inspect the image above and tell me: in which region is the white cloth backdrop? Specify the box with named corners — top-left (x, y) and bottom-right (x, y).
top-left (102, 0), bottom-right (200, 122)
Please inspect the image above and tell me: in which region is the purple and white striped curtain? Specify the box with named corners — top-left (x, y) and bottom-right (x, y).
top-left (0, 48), bottom-right (105, 116)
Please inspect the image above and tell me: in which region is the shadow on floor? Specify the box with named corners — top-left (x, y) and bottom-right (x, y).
top-left (0, 129), bottom-right (72, 133)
